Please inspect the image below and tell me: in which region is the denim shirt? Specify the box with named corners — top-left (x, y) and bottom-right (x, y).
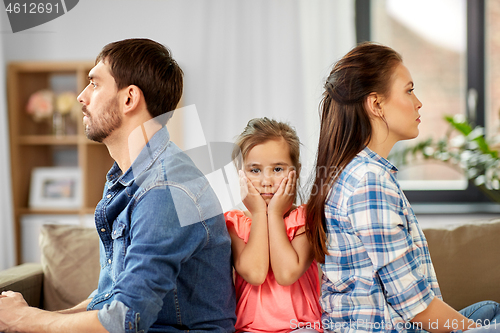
top-left (87, 126), bottom-right (236, 333)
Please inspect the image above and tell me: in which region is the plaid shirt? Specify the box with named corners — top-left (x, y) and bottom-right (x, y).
top-left (321, 147), bottom-right (441, 333)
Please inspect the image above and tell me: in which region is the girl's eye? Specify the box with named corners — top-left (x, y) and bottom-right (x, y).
top-left (90, 81), bottom-right (97, 88)
top-left (250, 168), bottom-right (260, 174)
top-left (408, 88), bottom-right (414, 94)
top-left (274, 167), bottom-right (284, 172)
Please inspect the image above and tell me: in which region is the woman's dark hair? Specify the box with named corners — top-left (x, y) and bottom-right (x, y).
top-left (305, 42), bottom-right (402, 263)
top-left (96, 38), bottom-right (183, 124)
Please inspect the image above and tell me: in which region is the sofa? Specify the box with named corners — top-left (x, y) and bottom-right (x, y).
top-left (0, 224), bottom-right (100, 310)
top-left (1, 218), bottom-right (499, 312)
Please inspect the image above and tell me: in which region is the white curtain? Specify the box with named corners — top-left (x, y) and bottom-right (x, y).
top-left (0, 16), bottom-right (15, 270)
top-left (181, 0), bottom-right (356, 199)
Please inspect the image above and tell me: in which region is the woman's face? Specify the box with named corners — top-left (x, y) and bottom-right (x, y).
top-left (381, 62), bottom-right (423, 142)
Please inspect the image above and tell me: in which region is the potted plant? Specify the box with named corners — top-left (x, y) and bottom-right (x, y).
top-left (389, 115), bottom-right (500, 203)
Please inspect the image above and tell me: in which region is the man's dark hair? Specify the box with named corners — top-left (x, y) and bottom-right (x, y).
top-left (96, 38), bottom-right (183, 123)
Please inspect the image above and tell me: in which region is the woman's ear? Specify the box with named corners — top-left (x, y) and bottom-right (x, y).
top-left (365, 92), bottom-right (384, 119)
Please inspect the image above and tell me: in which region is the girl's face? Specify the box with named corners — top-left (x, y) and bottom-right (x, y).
top-left (243, 138), bottom-right (295, 205)
top-left (382, 62), bottom-right (423, 142)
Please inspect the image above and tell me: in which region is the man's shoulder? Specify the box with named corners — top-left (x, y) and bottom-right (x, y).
top-left (134, 142), bottom-right (223, 224)
top-left (138, 141), bottom-right (208, 192)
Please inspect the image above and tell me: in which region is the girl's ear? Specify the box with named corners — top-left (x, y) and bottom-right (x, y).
top-left (365, 92), bottom-right (384, 119)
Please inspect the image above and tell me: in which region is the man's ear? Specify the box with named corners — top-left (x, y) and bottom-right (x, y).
top-left (365, 92), bottom-right (384, 119)
top-left (121, 85), bottom-right (142, 115)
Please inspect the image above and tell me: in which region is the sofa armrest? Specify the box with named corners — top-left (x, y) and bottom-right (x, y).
top-left (0, 263), bottom-right (43, 308)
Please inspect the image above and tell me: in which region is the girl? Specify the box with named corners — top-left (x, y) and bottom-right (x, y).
top-left (225, 117), bottom-right (322, 333)
top-left (305, 42), bottom-right (500, 332)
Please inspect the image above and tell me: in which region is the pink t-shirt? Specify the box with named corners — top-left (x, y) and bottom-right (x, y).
top-left (225, 205), bottom-right (322, 333)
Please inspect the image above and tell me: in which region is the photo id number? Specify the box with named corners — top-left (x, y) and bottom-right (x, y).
top-left (5, 2), bottom-right (59, 14)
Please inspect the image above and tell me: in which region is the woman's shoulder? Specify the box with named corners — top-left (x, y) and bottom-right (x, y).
top-left (340, 153), bottom-right (395, 187)
top-left (327, 154), bottom-right (400, 208)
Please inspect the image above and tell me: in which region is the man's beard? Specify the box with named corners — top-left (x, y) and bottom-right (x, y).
top-left (84, 97), bottom-right (122, 143)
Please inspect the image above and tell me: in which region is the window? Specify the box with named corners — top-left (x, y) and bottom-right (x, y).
top-left (485, 1), bottom-right (500, 151)
top-left (356, 0), bottom-right (496, 205)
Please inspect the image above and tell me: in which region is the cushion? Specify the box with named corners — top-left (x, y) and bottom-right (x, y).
top-left (39, 224), bottom-right (100, 311)
top-left (423, 219), bottom-right (500, 311)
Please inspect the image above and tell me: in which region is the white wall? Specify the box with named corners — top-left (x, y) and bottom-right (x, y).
top-left (0, 18), bottom-right (14, 269)
top-left (1, 0), bottom-right (355, 151)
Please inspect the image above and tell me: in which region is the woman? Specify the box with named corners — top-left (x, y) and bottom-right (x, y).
top-left (305, 42), bottom-right (500, 332)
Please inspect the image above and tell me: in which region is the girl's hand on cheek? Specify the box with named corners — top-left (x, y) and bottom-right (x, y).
top-left (268, 170), bottom-right (296, 217)
top-left (239, 170), bottom-right (267, 215)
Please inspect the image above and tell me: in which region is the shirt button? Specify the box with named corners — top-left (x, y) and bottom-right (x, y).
top-left (113, 230), bottom-right (116, 235)
top-left (100, 228), bottom-right (106, 232)
top-left (108, 259), bottom-right (112, 264)
top-left (106, 194), bottom-right (111, 198)
top-left (105, 293), bottom-right (109, 297)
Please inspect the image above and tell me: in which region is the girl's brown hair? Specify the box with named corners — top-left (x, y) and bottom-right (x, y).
top-left (305, 42), bottom-right (402, 263)
top-left (232, 117), bottom-right (302, 202)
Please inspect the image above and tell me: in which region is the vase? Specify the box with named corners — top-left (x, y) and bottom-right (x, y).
top-left (52, 111), bottom-right (65, 136)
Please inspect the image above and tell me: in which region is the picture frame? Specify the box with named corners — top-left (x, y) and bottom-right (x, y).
top-left (29, 167), bottom-right (82, 209)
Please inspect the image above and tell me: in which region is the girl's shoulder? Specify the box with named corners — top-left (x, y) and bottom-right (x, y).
top-left (224, 209), bottom-right (249, 220)
top-left (284, 204), bottom-right (306, 228)
top-left (224, 209), bottom-right (252, 241)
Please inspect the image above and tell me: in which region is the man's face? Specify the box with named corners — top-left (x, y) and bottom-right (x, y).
top-left (77, 61), bottom-right (122, 143)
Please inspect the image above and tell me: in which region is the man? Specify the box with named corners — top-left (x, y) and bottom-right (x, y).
top-left (0, 38), bottom-right (236, 332)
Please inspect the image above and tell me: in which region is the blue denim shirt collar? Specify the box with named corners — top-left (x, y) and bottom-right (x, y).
top-left (106, 126), bottom-right (170, 188)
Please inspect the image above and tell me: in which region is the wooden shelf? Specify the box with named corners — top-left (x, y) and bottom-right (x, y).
top-left (7, 61), bottom-right (113, 264)
top-left (8, 61), bottom-right (95, 73)
top-left (16, 135), bottom-right (104, 146)
top-left (18, 135), bottom-right (80, 145)
top-left (81, 207), bottom-right (98, 215)
top-left (17, 207), bottom-right (97, 215)
top-left (18, 208), bottom-right (81, 215)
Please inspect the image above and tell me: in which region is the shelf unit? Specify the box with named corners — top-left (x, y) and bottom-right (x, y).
top-left (7, 61), bottom-right (114, 264)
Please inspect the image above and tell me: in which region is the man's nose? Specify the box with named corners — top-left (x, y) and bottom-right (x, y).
top-left (77, 85), bottom-right (90, 105)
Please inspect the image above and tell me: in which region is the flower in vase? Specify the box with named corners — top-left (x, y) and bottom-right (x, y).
top-left (55, 91), bottom-right (77, 115)
top-left (26, 89), bottom-right (54, 122)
